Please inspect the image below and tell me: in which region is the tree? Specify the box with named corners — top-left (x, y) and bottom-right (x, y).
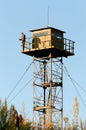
top-left (72, 97), bottom-right (79, 127)
top-left (0, 99), bottom-right (8, 130)
top-left (0, 99), bottom-right (31, 130)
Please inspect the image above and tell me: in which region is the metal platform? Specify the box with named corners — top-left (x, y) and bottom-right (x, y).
top-left (21, 37), bottom-right (74, 58)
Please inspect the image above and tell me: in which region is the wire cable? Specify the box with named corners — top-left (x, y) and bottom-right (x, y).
top-left (63, 64), bottom-right (86, 94)
top-left (63, 64), bottom-right (86, 108)
top-left (8, 78), bottom-right (32, 105)
top-left (7, 61), bottom-right (33, 100)
top-left (71, 78), bottom-right (86, 94)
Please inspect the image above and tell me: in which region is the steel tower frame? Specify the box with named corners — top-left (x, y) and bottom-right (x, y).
top-left (32, 55), bottom-right (63, 130)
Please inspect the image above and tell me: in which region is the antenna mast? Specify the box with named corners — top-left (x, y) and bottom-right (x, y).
top-left (47, 6), bottom-right (50, 27)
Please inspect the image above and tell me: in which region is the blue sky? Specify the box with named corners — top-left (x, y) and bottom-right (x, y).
top-left (0, 0), bottom-right (86, 123)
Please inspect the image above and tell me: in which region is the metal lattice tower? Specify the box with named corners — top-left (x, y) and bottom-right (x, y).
top-left (20, 27), bottom-right (75, 129)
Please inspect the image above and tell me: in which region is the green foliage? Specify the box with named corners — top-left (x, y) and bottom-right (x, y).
top-left (19, 122), bottom-right (31, 130)
top-left (0, 99), bottom-right (31, 130)
top-left (0, 98), bottom-right (86, 130)
top-left (0, 99), bottom-right (8, 130)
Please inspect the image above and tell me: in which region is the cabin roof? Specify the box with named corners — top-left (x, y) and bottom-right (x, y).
top-left (30, 26), bottom-right (66, 33)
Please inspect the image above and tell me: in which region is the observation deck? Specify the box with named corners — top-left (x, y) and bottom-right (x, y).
top-left (21, 27), bottom-right (75, 58)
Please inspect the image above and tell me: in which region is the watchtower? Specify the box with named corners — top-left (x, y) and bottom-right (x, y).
top-left (20, 27), bottom-right (74, 129)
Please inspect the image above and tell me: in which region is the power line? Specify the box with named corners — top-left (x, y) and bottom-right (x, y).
top-left (7, 61), bottom-right (33, 100)
top-left (63, 64), bottom-right (86, 109)
top-left (8, 78), bottom-right (32, 105)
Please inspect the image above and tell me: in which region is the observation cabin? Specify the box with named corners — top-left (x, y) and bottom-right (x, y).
top-left (21, 27), bottom-right (75, 58)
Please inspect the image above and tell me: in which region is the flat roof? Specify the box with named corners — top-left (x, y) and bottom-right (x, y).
top-left (30, 26), bottom-right (66, 33)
